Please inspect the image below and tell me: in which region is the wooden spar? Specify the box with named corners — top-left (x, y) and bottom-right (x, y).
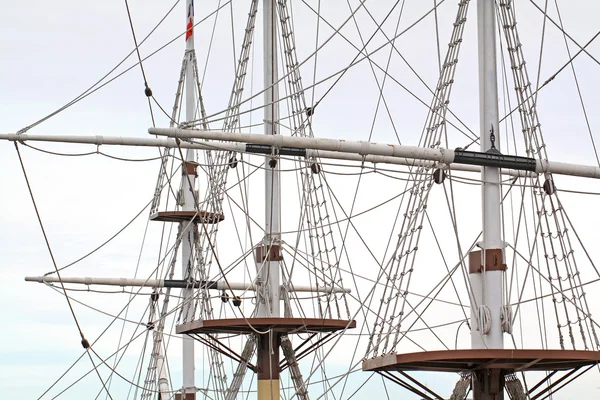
top-left (24, 275), bottom-right (351, 293)
top-left (148, 127), bottom-right (600, 179)
top-left (0, 132), bottom-right (539, 177)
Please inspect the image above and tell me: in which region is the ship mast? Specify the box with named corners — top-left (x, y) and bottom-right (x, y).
top-left (472, 0), bottom-right (504, 351)
top-left (257, 0), bottom-right (282, 398)
top-left (470, 0), bottom-right (505, 397)
top-left (181, 0), bottom-right (197, 397)
top-left (260, 0), bottom-right (281, 321)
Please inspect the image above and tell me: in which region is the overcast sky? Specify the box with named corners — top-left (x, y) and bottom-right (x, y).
top-left (2, 0), bottom-right (600, 399)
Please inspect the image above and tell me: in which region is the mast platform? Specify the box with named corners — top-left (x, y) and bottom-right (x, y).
top-left (362, 349), bottom-right (600, 373)
top-left (150, 210), bottom-right (224, 224)
top-left (178, 317), bottom-right (356, 400)
top-left (177, 317), bottom-right (356, 335)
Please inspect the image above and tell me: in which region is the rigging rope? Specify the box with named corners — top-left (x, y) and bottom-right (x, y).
top-left (17, 0), bottom-right (188, 133)
top-left (551, 0), bottom-right (599, 167)
top-left (369, 0), bottom-right (471, 357)
top-left (498, 0), bottom-right (599, 350)
top-left (14, 142), bottom-right (114, 399)
top-left (449, 372), bottom-right (471, 400)
top-left (277, 0), bottom-right (350, 320)
top-left (505, 373), bottom-right (526, 400)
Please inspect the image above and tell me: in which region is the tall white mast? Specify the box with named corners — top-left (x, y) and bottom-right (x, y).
top-left (259, 0), bottom-right (281, 319)
top-left (181, 0), bottom-right (197, 397)
top-left (471, 0), bottom-right (505, 397)
top-left (257, 0), bottom-right (282, 399)
top-left (471, 0), bottom-right (504, 350)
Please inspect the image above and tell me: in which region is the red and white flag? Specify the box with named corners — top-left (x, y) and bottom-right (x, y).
top-left (186, 0), bottom-right (194, 41)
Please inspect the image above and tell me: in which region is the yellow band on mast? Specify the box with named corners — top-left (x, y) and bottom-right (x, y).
top-left (257, 379), bottom-right (280, 400)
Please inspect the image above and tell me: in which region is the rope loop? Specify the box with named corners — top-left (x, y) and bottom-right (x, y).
top-left (477, 305), bottom-right (492, 334)
top-left (501, 305), bottom-right (513, 334)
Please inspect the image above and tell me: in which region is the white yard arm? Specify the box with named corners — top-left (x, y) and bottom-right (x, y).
top-left (150, 127), bottom-right (456, 164)
top-left (5, 132), bottom-right (596, 179)
top-left (0, 132), bottom-right (238, 151)
top-left (1, 132), bottom-right (531, 177)
top-left (24, 275), bottom-right (350, 294)
top-left (149, 127), bottom-right (600, 179)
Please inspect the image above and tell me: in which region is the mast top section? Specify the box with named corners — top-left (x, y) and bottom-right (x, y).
top-left (185, 0), bottom-right (194, 48)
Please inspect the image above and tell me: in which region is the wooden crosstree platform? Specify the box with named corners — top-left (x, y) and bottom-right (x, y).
top-left (150, 210), bottom-right (225, 224)
top-left (363, 349), bottom-right (600, 399)
top-left (177, 317), bottom-right (356, 335)
top-left (362, 349), bottom-right (600, 373)
top-left (178, 317), bottom-right (356, 400)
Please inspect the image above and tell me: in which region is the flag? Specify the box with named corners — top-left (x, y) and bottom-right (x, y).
top-left (186, 0), bottom-right (194, 41)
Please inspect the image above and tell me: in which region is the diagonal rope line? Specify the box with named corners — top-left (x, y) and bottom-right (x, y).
top-left (188, 0), bottom-right (452, 132)
top-left (18, 0), bottom-right (183, 133)
top-left (499, 0), bottom-right (599, 351)
top-left (17, 0), bottom-right (230, 134)
top-left (527, 0), bottom-right (600, 67)
top-left (14, 142), bottom-right (114, 400)
top-left (551, 0), bottom-right (599, 166)
top-left (300, 0), bottom-right (477, 143)
top-left (499, 27), bottom-right (600, 125)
